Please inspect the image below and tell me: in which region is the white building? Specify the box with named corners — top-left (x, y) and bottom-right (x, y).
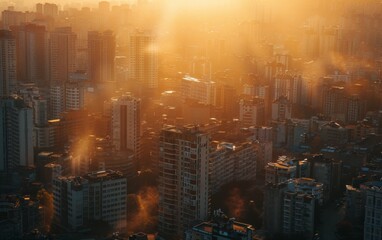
top-left (181, 75), bottom-right (216, 105)
top-left (65, 81), bottom-right (84, 111)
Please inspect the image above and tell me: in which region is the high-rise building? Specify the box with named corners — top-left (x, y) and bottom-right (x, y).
top-left (10, 24), bottom-right (49, 86)
top-left (53, 176), bottom-right (89, 230)
top-left (209, 141), bottom-right (257, 194)
top-left (263, 178), bottom-right (323, 239)
top-left (283, 178), bottom-right (323, 239)
top-left (88, 31), bottom-right (115, 82)
top-left (111, 94), bottom-right (141, 162)
top-left (53, 170), bottom-right (127, 231)
top-left (36, 3), bottom-right (43, 15)
top-left (363, 181), bottom-right (382, 240)
top-left (49, 27), bottom-right (76, 84)
top-left (128, 30), bottom-right (158, 93)
top-left (319, 121), bottom-right (348, 145)
top-left (181, 75), bottom-right (216, 105)
top-left (306, 154), bottom-right (342, 202)
top-left (265, 156), bottom-right (297, 184)
top-left (215, 84), bottom-right (237, 119)
top-left (1, 9), bottom-right (29, 29)
top-left (32, 96), bottom-right (48, 127)
top-left (0, 30), bottom-right (16, 96)
top-left (43, 3), bottom-right (58, 18)
top-left (322, 86), bottom-right (346, 121)
top-left (273, 73), bottom-right (308, 106)
top-left (49, 85), bottom-right (65, 119)
top-left (65, 81), bottom-right (84, 111)
top-left (158, 125), bottom-right (209, 239)
top-left (251, 126), bottom-right (273, 173)
top-left (0, 96), bottom-right (34, 171)
top-left (252, 126), bottom-right (273, 142)
top-left (272, 96), bottom-right (292, 121)
top-left (83, 170), bottom-right (127, 229)
top-left (239, 96), bottom-right (265, 126)
top-left (263, 182), bottom-right (288, 237)
top-left (346, 94), bottom-right (366, 123)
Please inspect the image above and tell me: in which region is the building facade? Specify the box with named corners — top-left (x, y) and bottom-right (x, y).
top-left (0, 30), bottom-right (16, 96)
top-left (88, 31), bottom-right (115, 82)
top-left (111, 93), bottom-right (141, 162)
top-left (158, 125), bottom-right (210, 239)
top-left (53, 170), bottom-right (127, 231)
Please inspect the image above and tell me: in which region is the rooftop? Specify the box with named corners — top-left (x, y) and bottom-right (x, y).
top-left (84, 170), bottom-right (125, 182)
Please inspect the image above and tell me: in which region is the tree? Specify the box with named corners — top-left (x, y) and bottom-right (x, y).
top-left (37, 188), bottom-right (53, 233)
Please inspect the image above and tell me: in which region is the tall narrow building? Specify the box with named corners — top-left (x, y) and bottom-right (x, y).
top-left (0, 30), bottom-right (16, 96)
top-left (10, 24), bottom-right (49, 86)
top-left (50, 27), bottom-right (76, 84)
top-left (0, 96), bottom-right (34, 171)
top-left (128, 30), bottom-right (158, 94)
top-left (88, 31), bottom-right (115, 82)
top-left (158, 125), bottom-right (209, 239)
top-left (111, 93), bottom-right (141, 164)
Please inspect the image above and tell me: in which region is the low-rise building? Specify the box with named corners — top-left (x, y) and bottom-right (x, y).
top-left (185, 209), bottom-right (255, 240)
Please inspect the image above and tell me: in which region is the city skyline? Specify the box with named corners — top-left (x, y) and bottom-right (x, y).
top-left (0, 0), bottom-right (382, 240)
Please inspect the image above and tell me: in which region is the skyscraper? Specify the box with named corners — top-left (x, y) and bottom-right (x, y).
top-left (0, 96), bottom-right (34, 171)
top-left (128, 30), bottom-right (158, 94)
top-left (88, 31), bottom-right (115, 82)
top-left (0, 30), bottom-right (16, 96)
top-left (111, 93), bottom-right (141, 162)
top-left (158, 125), bottom-right (209, 239)
top-left (1, 9), bottom-right (28, 29)
top-left (49, 85), bottom-right (65, 119)
top-left (49, 27), bottom-right (76, 84)
top-left (65, 81), bottom-right (84, 111)
top-left (10, 24), bottom-right (49, 86)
